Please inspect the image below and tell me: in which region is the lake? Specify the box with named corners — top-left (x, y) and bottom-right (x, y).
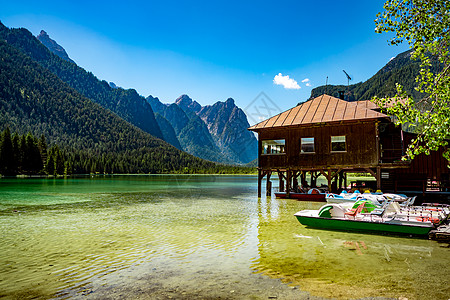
top-left (0, 175), bottom-right (449, 299)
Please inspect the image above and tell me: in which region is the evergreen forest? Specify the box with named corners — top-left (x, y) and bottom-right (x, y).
top-left (0, 128), bottom-right (254, 176)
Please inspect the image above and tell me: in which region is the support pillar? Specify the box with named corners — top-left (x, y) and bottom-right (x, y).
top-left (286, 170), bottom-right (291, 198)
top-left (327, 168), bottom-right (332, 192)
top-left (292, 171), bottom-right (299, 192)
top-left (299, 171), bottom-right (305, 190)
top-left (376, 166), bottom-right (381, 191)
top-left (266, 172), bottom-right (272, 196)
top-left (344, 172), bottom-right (347, 190)
top-left (310, 171), bottom-right (320, 188)
top-left (257, 169), bottom-right (264, 198)
top-left (338, 170), bottom-right (344, 190)
top-left (277, 170), bottom-right (286, 192)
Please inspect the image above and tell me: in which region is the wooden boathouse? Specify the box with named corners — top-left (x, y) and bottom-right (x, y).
top-left (248, 94), bottom-right (449, 199)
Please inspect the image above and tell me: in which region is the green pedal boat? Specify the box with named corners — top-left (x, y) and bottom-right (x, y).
top-left (294, 201), bottom-right (450, 237)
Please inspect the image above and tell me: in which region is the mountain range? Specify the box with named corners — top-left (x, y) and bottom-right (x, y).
top-left (0, 21), bottom-right (254, 173)
top-left (148, 95), bottom-right (257, 164)
top-left (34, 26), bottom-right (257, 165)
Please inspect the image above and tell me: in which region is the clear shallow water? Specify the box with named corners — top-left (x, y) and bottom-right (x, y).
top-left (0, 175), bottom-right (449, 300)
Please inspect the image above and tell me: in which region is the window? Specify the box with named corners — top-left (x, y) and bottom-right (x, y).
top-left (300, 137), bottom-right (315, 153)
top-left (262, 139), bottom-right (285, 154)
top-left (331, 135), bottom-right (346, 152)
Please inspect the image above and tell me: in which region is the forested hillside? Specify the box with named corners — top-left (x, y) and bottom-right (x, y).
top-left (310, 50), bottom-right (442, 101)
top-left (0, 22), bottom-right (163, 140)
top-left (0, 37), bottom-right (253, 174)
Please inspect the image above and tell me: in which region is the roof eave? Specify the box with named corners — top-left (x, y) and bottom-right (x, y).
top-left (247, 116), bottom-right (391, 132)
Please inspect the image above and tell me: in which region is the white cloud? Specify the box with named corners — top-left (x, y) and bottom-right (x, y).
top-left (273, 73), bottom-right (300, 89)
top-left (305, 82), bottom-right (311, 87)
top-left (301, 78), bottom-right (310, 83)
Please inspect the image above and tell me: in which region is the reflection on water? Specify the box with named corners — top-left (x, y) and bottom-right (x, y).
top-left (253, 197), bottom-right (450, 299)
top-left (0, 175), bottom-right (448, 299)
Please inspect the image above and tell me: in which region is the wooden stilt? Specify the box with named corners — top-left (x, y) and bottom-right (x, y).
top-left (344, 172), bottom-right (347, 190)
top-left (266, 180), bottom-right (272, 196)
top-left (292, 171), bottom-right (299, 192)
top-left (327, 168), bottom-right (332, 192)
top-left (266, 171), bottom-right (272, 196)
top-left (257, 169), bottom-right (263, 197)
top-left (310, 171), bottom-right (318, 188)
top-left (376, 166), bottom-right (381, 190)
top-left (300, 171), bottom-right (305, 187)
top-left (338, 170), bottom-right (343, 190)
top-left (277, 169), bottom-right (286, 192)
top-left (286, 170), bottom-right (291, 198)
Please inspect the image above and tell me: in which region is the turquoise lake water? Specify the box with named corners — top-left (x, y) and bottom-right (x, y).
top-left (0, 175), bottom-right (449, 299)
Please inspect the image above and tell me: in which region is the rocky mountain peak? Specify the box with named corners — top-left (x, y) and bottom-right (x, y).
top-left (37, 30), bottom-right (75, 64)
top-left (225, 98), bottom-right (235, 105)
top-left (196, 98), bottom-right (257, 163)
top-left (109, 82), bottom-right (119, 89)
top-left (148, 93), bottom-right (257, 164)
top-left (175, 94), bottom-right (202, 113)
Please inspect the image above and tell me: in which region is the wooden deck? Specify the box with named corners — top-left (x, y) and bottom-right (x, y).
top-left (429, 224), bottom-right (450, 241)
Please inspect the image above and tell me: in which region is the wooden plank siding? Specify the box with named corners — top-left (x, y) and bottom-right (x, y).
top-left (258, 121), bottom-right (379, 170)
top-left (390, 132), bottom-right (449, 181)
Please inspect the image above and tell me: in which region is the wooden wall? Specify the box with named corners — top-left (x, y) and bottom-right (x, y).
top-left (255, 119), bottom-right (449, 194)
top-left (258, 121), bottom-right (379, 169)
top-left (391, 132), bottom-right (449, 181)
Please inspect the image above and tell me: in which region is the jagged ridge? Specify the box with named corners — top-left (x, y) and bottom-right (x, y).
top-left (148, 95), bottom-right (257, 164)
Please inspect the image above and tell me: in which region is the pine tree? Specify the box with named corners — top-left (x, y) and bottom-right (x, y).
top-left (0, 127), bottom-right (16, 175)
top-left (45, 152), bottom-right (55, 176)
top-left (38, 134), bottom-right (48, 167)
top-left (24, 133), bottom-right (42, 174)
top-left (11, 133), bottom-right (20, 174)
top-left (18, 134), bottom-right (26, 172)
top-left (54, 145), bottom-right (64, 175)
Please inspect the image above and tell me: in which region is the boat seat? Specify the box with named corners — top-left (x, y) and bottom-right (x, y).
top-left (308, 188), bottom-right (320, 194)
top-left (402, 196), bottom-right (417, 207)
top-left (344, 202), bottom-right (365, 219)
top-left (385, 201), bottom-right (401, 214)
top-left (370, 208), bottom-right (385, 217)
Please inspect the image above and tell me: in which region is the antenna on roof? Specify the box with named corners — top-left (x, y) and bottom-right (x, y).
top-left (343, 70), bottom-right (351, 86)
top-left (342, 70), bottom-right (352, 101)
top-left (325, 76), bottom-right (328, 95)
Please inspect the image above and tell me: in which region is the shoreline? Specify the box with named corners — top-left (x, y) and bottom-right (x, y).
top-left (1, 173), bottom-right (258, 179)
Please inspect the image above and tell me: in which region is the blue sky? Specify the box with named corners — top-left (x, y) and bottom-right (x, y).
top-left (1, 0), bottom-right (409, 122)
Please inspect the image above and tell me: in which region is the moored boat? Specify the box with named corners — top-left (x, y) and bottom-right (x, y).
top-left (294, 202), bottom-right (449, 237)
top-left (275, 188), bottom-right (326, 202)
top-left (326, 191), bottom-right (411, 207)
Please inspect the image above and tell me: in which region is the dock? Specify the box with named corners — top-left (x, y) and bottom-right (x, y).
top-left (429, 224), bottom-right (450, 241)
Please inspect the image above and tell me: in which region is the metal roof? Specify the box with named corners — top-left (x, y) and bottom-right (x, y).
top-left (248, 94), bottom-right (389, 131)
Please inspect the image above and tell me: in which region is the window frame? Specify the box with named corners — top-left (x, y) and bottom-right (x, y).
top-left (300, 137), bottom-right (315, 154)
top-left (261, 139), bottom-right (286, 155)
top-left (331, 135), bottom-right (347, 153)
